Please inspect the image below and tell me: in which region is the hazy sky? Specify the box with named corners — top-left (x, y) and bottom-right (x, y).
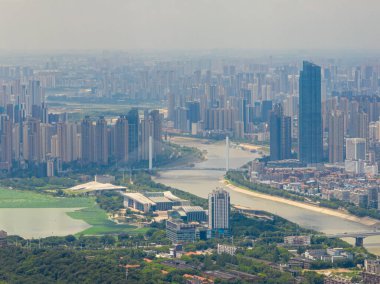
top-left (0, 0), bottom-right (379, 51)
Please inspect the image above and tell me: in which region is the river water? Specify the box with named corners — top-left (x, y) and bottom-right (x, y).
top-left (154, 137), bottom-right (380, 254)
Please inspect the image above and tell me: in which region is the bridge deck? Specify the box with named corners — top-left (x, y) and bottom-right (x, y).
top-left (316, 231), bottom-right (380, 238)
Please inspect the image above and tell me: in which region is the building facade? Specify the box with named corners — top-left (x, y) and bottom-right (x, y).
top-left (208, 188), bottom-right (230, 236)
top-left (299, 61), bottom-right (323, 165)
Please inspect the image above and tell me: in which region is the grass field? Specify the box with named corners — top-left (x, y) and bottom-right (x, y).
top-left (0, 187), bottom-right (93, 208)
top-left (0, 187), bottom-right (143, 236)
top-left (67, 205), bottom-right (147, 236)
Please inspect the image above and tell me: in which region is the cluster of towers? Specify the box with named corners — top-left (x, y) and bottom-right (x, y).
top-left (268, 61), bottom-right (323, 165)
top-left (0, 104), bottom-right (163, 176)
top-left (166, 64), bottom-right (298, 139)
top-left (270, 61), bottom-right (380, 173)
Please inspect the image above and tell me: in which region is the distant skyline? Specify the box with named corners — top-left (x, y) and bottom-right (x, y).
top-left (0, 0), bottom-right (379, 51)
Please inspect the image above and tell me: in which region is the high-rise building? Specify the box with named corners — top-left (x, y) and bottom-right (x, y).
top-left (29, 80), bottom-right (44, 111)
top-left (299, 61), bottom-right (323, 165)
top-left (167, 92), bottom-right (175, 121)
top-left (0, 116), bottom-right (12, 170)
top-left (95, 117), bottom-right (108, 165)
top-left (114, 116), bottom-right (129, 163)
top-left (127, 109), bottom-right (139, 163)
top-left (56, 122), bottom-right (79, 163)
top-left (186, 101), bottom-right (201, 125)
top-left (209, 85), bottom-right (218, 108)
top-left (175, 107), bottom-right (189, 132)
top-left (81, 116), bottom-right (94, 164)
top-left (328, 111), bottom-right (345, 163)
top-left (22, 118), bottom-right (42, 163)
top-left (349, 110), bottom-right (368, 139)
top-left (346, 138), bottom-right (366, 160)
top-left (261, 100), bottom-right (273, 123)
top-left (140, 117), bottom-right (152, 161)
top-left (208, 188), bottom-right (230, 236)
top-left (269, 104), bottom-right (292, 161)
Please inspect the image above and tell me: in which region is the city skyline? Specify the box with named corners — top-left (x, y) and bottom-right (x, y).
top-left (1, 1), bottom-right (380, 282)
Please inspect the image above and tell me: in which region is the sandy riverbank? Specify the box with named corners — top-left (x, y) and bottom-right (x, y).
top-left (223, 180), bottom-right (380, 227)
top-left (167, 136), bottom-right (379, 227)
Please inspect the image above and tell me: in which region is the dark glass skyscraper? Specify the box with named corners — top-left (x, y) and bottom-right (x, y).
top-left (270, 104), bottom-right (292, 161)
top-left (185, 101), bottom-right (200, 124)
top-left (299, 61), bottom-right (323, 165)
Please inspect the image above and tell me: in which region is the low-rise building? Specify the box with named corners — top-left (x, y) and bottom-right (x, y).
top-left (123, 191), bottom-right (189, 213)
top-left (284, 235), bottom-right (311, 246)
top-left (363, 259), bottom-right (380, 283)
top-left (324, 276), bottom-right (352, 284)
top-left (166, 220), bottom-right (198, 243)
top-left (171, 206), bottom-right (208, 222)
top-left (217, 244), bottom-right (237, 256)
top-left (123, 192), bottom-right (156, 213)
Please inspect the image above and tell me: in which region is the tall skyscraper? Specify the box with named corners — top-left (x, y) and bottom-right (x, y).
top-left (208, 188), bottom-right (230, 236)
top-left (299, 61), bottom-right (323, 165)
top-left (270, 104), bottom-right (292, 161)
top-left (328, 111), bottom-right (345, 163)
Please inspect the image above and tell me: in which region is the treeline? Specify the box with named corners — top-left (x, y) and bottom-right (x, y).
top-left (0, 176), bottom-right (76, 191)
top-left (230, 212), bottom-right (312, 240)
top-left (96, 191), bottom-right (124, 212)
top-left (0, 247), bottom-right (128, 283)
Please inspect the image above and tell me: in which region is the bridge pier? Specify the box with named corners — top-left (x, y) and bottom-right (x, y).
top-left (355, 237), bottom-right (364, 247)
top-left (225, 136), bottom-right (229, 172)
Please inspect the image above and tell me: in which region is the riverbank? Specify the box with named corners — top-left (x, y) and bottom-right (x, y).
top-left (222, 179), bottom-right (380, 227)
top-left (167, 136), bottom-right (380, 227)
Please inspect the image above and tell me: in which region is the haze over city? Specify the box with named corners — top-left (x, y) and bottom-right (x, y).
top-left (0, 0), bottom-right (379, 51)
top-left (1, 1), bottom-right (380, 283)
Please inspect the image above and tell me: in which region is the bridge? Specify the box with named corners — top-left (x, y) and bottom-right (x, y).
top-left (120, 136), bottom-right (239, 173)
top-left (119, 166), bottom-right (247, 172)
top-left (316, 231), bottom-right (380, 247)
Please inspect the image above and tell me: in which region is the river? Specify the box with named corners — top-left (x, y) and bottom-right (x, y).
top-left (154, 137), bottom-right (380, 255)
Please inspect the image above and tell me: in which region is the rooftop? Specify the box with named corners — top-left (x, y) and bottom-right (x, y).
top-left (182, 206), bottom-right (205, 213)
top-left (163, 191), bottom-right (182, 201)
top-left (68, 181), bottom-right (126, 192)
top-left (149, 196), bottom-right (172, 203)
top-left (123, 192), bottom-right (156, 205)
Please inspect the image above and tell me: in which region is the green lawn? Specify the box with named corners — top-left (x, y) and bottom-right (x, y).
top-left (0, 187), bottom-right (142, 236)
top-left (0, 187), bottom-right (93, 208)
top-left (67, 205), bottom-right (146, 236)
